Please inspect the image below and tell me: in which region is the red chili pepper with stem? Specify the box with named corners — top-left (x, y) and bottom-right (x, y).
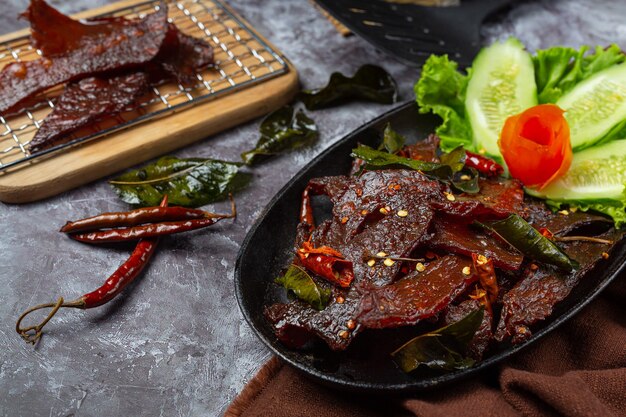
top-left (465, 151), bottom-right (504, 177)
top-left (15, 195), bottom-right (168, 345)
top-left (68, 196), bottom-right (236, 244)
top-left (60, 206), bottom-right (216, 233)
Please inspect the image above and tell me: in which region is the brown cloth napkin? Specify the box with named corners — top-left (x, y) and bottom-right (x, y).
top-left (225, 277), bottom-right (626, 417)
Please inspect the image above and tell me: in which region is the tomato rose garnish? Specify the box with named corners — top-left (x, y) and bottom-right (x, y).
top-left (498, 104), bottom-right (572, 189)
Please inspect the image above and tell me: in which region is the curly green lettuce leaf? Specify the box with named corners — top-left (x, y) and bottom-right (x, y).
top-left (414, 54), bottom-right (473, 152)
top-left (534, 44), bottom-right (625, 103)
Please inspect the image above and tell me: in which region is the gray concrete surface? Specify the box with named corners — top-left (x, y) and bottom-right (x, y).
top-left (1, 1), bottom-right (625, 416)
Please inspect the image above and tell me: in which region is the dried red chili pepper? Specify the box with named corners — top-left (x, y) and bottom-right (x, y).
top-left (297, 242), bottom-right (354, 288)
top-left (61, 205), bottom-right (215, 233)
top-left (67, 197), bottom-right (236, 243)
top-left (470, 253), bottom-right (499, 313)
top-left (15, 195), bottom-right (168, 344)
top-left (465, 151), bottom-right (504, 177)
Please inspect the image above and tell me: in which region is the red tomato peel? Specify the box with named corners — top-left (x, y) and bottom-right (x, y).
top-left (498, 104), bottom-right (572, 189)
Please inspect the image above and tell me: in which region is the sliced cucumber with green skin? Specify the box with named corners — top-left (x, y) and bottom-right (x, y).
top-left (557, 63), bottom-right (626, 151)
top-left (465, 38), bottom-right (537, 158)
top-left (527, 140), bottom-right (626, 201)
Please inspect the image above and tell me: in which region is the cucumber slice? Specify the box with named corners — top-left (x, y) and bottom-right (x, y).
top-left (557, 63), bottom-right (626, 150)
top-left (465, 38), bottom-right (537, 158)
top-left (528, 140), bottom-right (626, 201)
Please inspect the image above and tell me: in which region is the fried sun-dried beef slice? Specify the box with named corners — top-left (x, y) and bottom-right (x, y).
top-left (428, 216), bottom-right (523, 271)
top-left (400, 133), bottom-right (440, 162)
top-left (357, 254), bottom-right (478, 329)
top-left (443, 299), bottom-right (493, 360)
top-left (28, 73), bottom-right (149, 152)
top-left (495, 228), bottom-right (624, 344)
top-left (305, 170), bottom-right (442, 287)
top-left (524, 199), bottom-right (613, 236)
top-left (0, 1), bottom-right (168, 114)
top-left (265, 287), bottom-right (361, 351)
top-left (433, 177), bottom-right (525, 220)
top-left (153, 25), bottom-right (214, 85)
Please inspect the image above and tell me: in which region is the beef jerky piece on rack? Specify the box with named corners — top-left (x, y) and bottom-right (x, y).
top-left (152, 25), bottom-right (214, 85)
top-left (302, 170), bottom-right (443, 288)
top-left (357, 254), bottom-right (478, 329)
top-left (443, 299), bottom-right (493, 361)
top-left (265, 286), bottom-right (362, 351)
top-left (495, 227), bottom-right (624, 343)
top-left (28, 73), bottom-right (149, 153)
top-left (428, 215), bottom-right (523, 271)
top-left (0, 0), bottom-right (168, 114)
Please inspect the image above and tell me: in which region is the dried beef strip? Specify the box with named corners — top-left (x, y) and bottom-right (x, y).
top-left (494, 228), bottom-right (624, 343)
top-left (400, 133), bottom-right (440, 162)
top-left (305, 170), bottom-right (443, 288)
top-left (432, 177), bottom-right (525, 220)
top-left (357, 255), bottom-right (477, 329)
top-left (429, 216), bottom-right (523, 271)
top-left (265, 287), bottom-right (361, 351)
top-left (154, 25), bottom-right (214, 84)
top-left (28, 73), bottom-right (149, 152)
top-left (0, 1), bottom-right (168, 114)
top-left (443, 299), bottom-right (493, 360)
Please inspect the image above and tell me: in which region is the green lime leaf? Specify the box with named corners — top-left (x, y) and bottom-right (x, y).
top-left (110, 156), bottom-right (251, 208)
top-left (378, 123), bottom-right (406, 154)
top-left (298, 64), bottom-right (397, 110)
top-left (241, 105), bottom-right (318, 166)
top-left (275, 264), bottom-right (331, 311)
top-left (391, 308), bottom-right (484, 373)
top-left (477, 214), bottom-right (578, 271)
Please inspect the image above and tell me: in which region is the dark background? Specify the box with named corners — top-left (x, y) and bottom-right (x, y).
top-left (1, 0), bottom-right (625, 416)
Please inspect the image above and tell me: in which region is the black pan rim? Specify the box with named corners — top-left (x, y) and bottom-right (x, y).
top-left (234, 100), bottom-right (626, 392)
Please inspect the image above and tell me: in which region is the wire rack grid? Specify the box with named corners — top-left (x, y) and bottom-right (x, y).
top-left (0, 0), bottom-right (288, 171)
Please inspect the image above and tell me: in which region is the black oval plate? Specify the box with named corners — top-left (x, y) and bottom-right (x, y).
top-left (234, 101), bottom-right (626, 392)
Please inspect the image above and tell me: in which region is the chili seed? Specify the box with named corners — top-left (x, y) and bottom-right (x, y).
top-left (558, 210), bottom-right (569, 216)
top-left (361, 209), bottom-right (368, 216)
top-left (346, 319), bottom-right (356, 330)
top-left (336, 296), bottom-right (345, 304)
top-left (397, 209), bottom-right (408, 217)
top-left (476, 254), bottom-right (488, 265)
top-left (462, 266), bottom-right (471, 275)
top-left (415, 262), bottom-right (425, 272)
top-left (383, 258), bottom-right (395, 267)
top-left (341, 217), bottom-right (348, 224)
top-left (445, 192), bottom-right (456, 201)
top-left (529, 263), bottom-right (539, 271)
top-left (478, 148), bottom-right (486, 155)
top-left (367, 259), bottom-right (376, 267)
top-left (602, 252), bottom-right (610, 259)
top-left (460, 174), bottom-right (471, 181)
top-left (339, 330), bottom-right (350, 339)
top-left (376, 251), bottom-right (387, 257)
top-left (379, 207), bottom-right (389, 215)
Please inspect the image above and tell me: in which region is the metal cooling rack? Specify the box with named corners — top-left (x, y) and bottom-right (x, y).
top-left (0, 0), bottom-right (288, 171)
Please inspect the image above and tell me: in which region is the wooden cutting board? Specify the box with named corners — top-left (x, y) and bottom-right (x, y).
top-left (0, 0), bottom-right (299, 203)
